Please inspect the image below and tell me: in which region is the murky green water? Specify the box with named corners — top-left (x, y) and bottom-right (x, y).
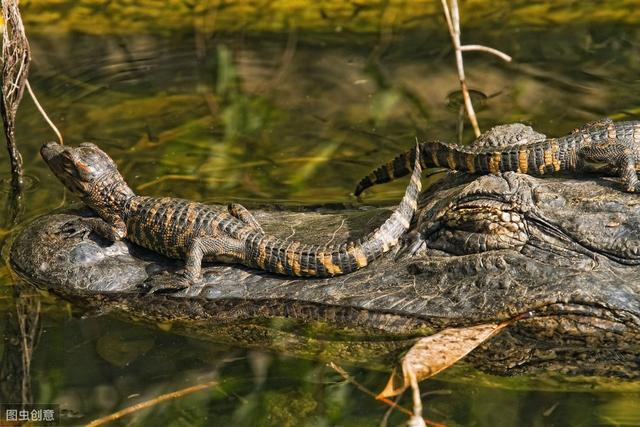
top-left (1, 1), bottom-right (640, 425)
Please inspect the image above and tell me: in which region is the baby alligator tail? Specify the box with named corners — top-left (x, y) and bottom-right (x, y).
top-left (244, 144), bottom-right (423, 277)
top-left (354, 136), bottom-right (584, 196)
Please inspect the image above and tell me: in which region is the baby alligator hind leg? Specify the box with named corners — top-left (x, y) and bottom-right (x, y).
top-left (228, 203), bottom-right (264, 233)
top-left (579, 144), bottom-right (640, 192)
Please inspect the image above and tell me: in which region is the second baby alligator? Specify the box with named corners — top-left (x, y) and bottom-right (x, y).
top-left (40, 141), bottom-right (422, 289)
top-left (355, 119), bottom-right (640, 195)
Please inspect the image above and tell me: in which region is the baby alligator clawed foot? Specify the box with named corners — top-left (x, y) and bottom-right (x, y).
top-left (57, 218), bottom-right (92, 240)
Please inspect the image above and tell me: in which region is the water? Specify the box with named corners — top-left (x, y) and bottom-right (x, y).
top-left (2, 1), bottom-right (640, 425)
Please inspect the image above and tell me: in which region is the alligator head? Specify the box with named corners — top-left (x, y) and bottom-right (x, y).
top-left (40, 141), bottom-right (135, 215)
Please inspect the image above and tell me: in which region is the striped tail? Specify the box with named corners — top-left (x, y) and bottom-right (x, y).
top-left (245, 144), bottom-right (423, 277)
top-left (354, 141), bottom-right (457, 196)
top-left (354, 145), bottom-right (419, 196)
top-left (353, 137), bottom-right (580, 195)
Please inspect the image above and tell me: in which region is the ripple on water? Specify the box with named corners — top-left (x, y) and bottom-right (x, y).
top-left (446, 89), bottom-right (489, 111)
top-left (0, 174), bottom-right (40, 193)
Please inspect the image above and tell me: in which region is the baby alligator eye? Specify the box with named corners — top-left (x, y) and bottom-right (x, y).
top-left (62, 154), bottom-right (75, 167)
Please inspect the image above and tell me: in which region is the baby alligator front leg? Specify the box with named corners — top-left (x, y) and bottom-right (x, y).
top-left (59, 215), bottom-right (127, 241)
top-left (142, 235), bottom-right (244, 293)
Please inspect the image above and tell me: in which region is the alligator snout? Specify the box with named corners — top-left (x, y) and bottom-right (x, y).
top-left (40, 141), bottom-right (63, 160)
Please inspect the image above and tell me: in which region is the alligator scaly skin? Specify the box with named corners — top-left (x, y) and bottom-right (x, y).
top-left (40, 141), bottom-right (422, 288)
top-left (355, 119), bottom-right (640, 195)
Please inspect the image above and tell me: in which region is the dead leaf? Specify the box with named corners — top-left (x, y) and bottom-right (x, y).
top-left (378, 321), bottom-right (509, 399)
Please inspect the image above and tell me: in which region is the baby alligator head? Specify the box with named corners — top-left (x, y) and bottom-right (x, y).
top-left (41, 141), bottom-right (135, 212)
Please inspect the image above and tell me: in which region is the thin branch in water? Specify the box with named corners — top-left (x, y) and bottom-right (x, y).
top-left (86, 380), bottom-right (220, 427)
top-left (440, 0), bottom-right (512, 138)
top-left (460, 45), bottom-right (512, 62)
top-left (1, 0), bottom-right (31, 187)
top-left (440, 0), bottom-right (480, 137)
top-left (380, 394), bottom-right (403, 427)
top-left (408, 368), bottom-right (423, 425)
top-left (25, 80), bottom-right (63, 144)
top-left (327, 362), bottom-right (414, 417)
top-left (327, 362), bottom-right (444, 427)
top-left (440, 0), bottom-right (454, 37)
top-left (3, 184), bottom-right (23, 227)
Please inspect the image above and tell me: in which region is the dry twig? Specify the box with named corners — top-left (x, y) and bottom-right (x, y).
top-left (1, 0), bottom-right (30, 186)
top-left (328, 362), bottom-right (414, 416)
top-left (86, 380), bottom-right (220, 427)
top-left (327, 362), bottom-right (444, 427)
top-left (1, 1), bottom-right (63, 182)
top-left (440, 0), bottom-right (511, 137)
top-left (26, 80), bottom-right (63, 144)
top-left (460, 45), bottom-right (512, 62)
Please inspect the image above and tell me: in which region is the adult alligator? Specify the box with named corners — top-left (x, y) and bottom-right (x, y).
top-left (9, 124), bottom-right (640, 379)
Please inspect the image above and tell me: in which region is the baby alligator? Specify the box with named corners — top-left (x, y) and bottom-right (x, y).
top-left (355, 119), bottom-right (640, 195)
top-left (41, 141), bottom-right (422, 290)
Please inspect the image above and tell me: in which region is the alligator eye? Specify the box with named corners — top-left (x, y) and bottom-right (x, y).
top-left (62, 158), bottom-right (72, 168)
top-left (63, 164), bottom-right (75, 175)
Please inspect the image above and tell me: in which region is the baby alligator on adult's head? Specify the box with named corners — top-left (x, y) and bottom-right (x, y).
top-left (39, 140), bottom-right (422, 290)
top-left (355, 118), bottom-right (640, 195)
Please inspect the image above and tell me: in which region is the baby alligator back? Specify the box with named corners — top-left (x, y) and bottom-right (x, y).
top-left (41, 141), bottom-right (424, 286)
top-left (355, 120), bottom-right (640, 195)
